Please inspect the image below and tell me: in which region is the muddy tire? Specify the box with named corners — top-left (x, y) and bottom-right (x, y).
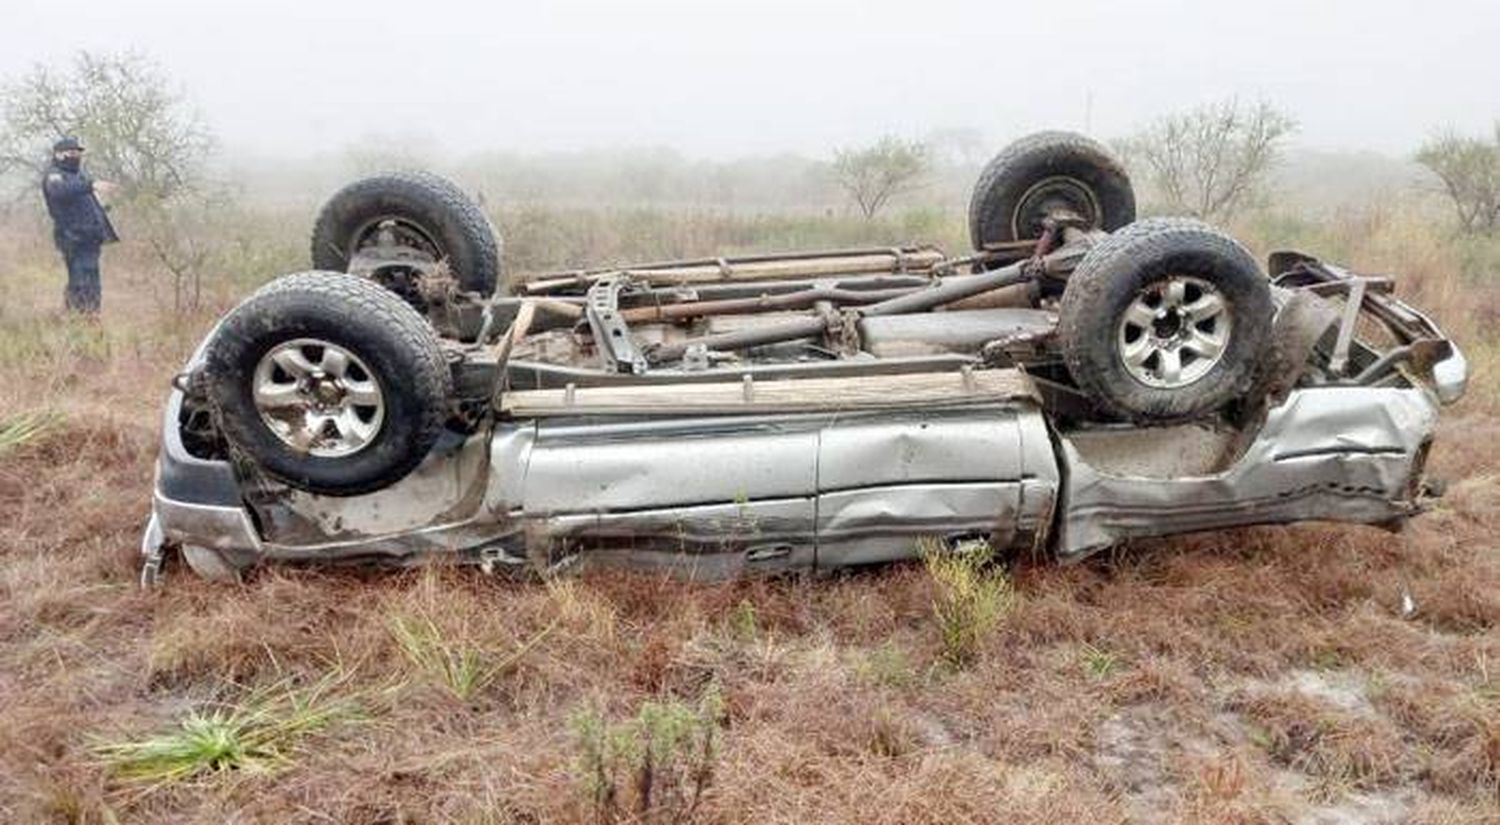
top-left (1057, 221), bottom-right (1273, 422)
top-left (202, 272), bottom-right (452, 496)
top-left (969, 131), bottom-right (1135, 249)
top-left (311, 171), bottom-right (502, 296)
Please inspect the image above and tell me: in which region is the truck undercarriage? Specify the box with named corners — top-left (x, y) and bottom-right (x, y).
top-left (142, 131), bottom-right (1466, 584)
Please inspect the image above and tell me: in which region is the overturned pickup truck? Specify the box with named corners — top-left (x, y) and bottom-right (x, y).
top-left (142, 131), bottom-right (1467, 583)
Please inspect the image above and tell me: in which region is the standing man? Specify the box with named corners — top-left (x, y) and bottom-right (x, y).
top-left (41, 136), bottom-right (119, 314)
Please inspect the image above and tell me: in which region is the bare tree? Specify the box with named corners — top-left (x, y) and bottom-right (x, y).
top-left (137, 187), bottom-right (242, 312)
top-left (1416, 126), bottom-right (1500, 234)
top-left (831, 136), bottom-right (928, 219)
top-left (0, 51), bottom-right (212, 200)
top-left (1123, 100), bottom-right (1296, 223)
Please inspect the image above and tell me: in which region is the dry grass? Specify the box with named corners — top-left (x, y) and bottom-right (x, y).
top-left (0, 202), bottom-right (1497, 824)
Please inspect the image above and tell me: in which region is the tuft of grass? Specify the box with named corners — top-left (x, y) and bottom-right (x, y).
top-left (0, 409), bottom-right (62, 457)
top-left (389, 611), bottom-right (556, 701)
top-left (390, 613), bottom-right (492, 701)
top-left (725, 598), bottom-right (758, 642)
top-left (548, 576), bottom-right (618, 640)
top-left (864, 705), bottom-right (915, 758)
top-left (571, 685), bottom-right (724, 824)
top-left (1080, 643), bottom-right (1121, 679)
top-left (856, 641), bottom-right (919, 689)
top-left (921, 538), bottom-right (1013, 667)
top-left (92, 672), bottom-right (363, 789)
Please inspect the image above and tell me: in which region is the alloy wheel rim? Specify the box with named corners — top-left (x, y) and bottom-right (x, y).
top-left (252, 338), bottom-right (385, 457)
top-left (1116, 275), bottom-right (1231, 388)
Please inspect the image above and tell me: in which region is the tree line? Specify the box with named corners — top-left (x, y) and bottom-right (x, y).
top-left (829, 99), bottom-right (1499, 232)
top-left (1, 53), bottom-right (1496, 296)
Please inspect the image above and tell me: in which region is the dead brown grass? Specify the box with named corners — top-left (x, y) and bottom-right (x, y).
top-left (1, 205), bottom-right (1497, 824)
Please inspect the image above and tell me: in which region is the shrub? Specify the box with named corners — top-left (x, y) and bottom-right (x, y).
top-left (922, 538), bottom-right (1013, 667)
top-left (571, 686), bottom-right (724, 824)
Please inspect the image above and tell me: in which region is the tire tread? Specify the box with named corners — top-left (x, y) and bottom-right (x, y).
top-left (969, 131), bottom-right (1134, 249)
top-left (205, 271), bottom-right (451, 495)
top-left (1057, 221), bottom-right (1272, 422)
top-left (310, 171), bottom-right (501, 295)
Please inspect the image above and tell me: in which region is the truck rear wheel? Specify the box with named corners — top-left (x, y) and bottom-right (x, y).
top-left (969, 131), bottom-right (1135, 250)
top-left (311, 171), bottom-right (502, 298)
top-left (1057, 221), bottom-right (1273, 422)
top-left (202, 272), bottom-right (452, 496)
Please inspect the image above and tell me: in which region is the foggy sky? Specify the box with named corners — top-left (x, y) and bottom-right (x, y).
top-left (2, 0), bottom-right (1496, 160)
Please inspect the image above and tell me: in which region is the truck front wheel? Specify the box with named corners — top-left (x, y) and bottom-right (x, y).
top-left (1057, 220), bottom-right (1273, 423)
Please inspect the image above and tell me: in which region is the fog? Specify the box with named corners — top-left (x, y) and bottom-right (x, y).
top-left (3, 0), bottom-right (1496, 162)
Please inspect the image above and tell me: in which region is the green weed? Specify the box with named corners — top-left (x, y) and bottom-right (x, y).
top-left (725, 599), bottom-right (758, 642)
top-left (856, 641), bottom-right (919, 689)
top-left (0, 408), bottom-right (61, 457)
top-left (571, 685), bottom-right (724, 824)
top-left (922, 538), bottom-right (1013, 667)
top-left (389, 612), bottom-right (555, 701)
top-left (1080, 643), bottom-right (1121, 679)
top-left (92, 672), bottom-right (363, 789)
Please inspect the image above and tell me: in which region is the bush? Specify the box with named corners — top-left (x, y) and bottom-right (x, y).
top-left (921, 538), bottom-right (1014, 667)
top-left (571, 686), bottom-right (724, 824)
top-left (1416, 126), bottom-right (1500, 234)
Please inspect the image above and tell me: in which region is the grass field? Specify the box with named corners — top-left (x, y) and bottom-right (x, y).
top-left (0, 199), bottom-right (1497, 824)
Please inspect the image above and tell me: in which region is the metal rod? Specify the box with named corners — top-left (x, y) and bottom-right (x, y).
top-left (645, 262), bottom-right (1033, 364)
top-left (1351, 345), bottom-right (1412, 385)
top-left (620, 285), bottom-right (921, 324)
top-left (488, 300), bottom-right (539, 402)
top-left (1327, 277), bottom-right (1368, 375)
top-left (626, 273), bottom-right (934, 303)
top-left (522, 244), bottom-right (945, 282)
top-left (522, 248), bottom-right (947, 294)
top-left (646, 316), bottom-right (831, 363)
top-left (859, 260), bottom-right (1030, 317)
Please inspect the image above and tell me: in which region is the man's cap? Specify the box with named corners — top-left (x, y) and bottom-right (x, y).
top-left (52, 136), bottom-right (83, 153)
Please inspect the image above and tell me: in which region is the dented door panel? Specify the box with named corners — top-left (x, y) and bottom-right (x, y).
top-left (815, 406), bottom-right (1055, 567)
top-left (521, 415), bottom-right (823, 569)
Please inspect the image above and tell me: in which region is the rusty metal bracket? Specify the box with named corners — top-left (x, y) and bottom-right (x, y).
top-left (585, 277), bottom-right (648, 374)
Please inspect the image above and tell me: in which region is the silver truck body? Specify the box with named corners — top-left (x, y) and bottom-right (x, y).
top-left (144, 331), bottom-right (1460, 581)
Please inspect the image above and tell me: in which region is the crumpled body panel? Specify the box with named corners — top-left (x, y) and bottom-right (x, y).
top-left (1055, 387), bottom-right (1438, 560)
top-left (512, 405), bottom-right (1060, 575)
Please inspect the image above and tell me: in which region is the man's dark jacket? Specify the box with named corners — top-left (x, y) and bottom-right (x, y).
top-left (41, 162), bottom-right (120, 250)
